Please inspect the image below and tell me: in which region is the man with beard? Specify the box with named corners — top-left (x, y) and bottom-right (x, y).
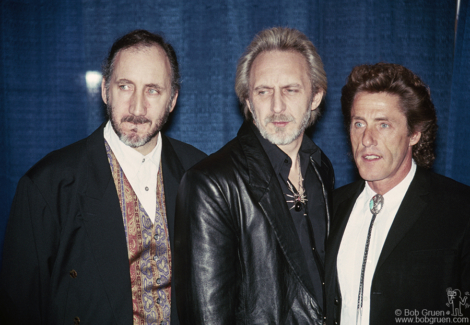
top-left (0, 30), bottom-right (206, 325)
top-left (174, 27), bottom-right (334, 325)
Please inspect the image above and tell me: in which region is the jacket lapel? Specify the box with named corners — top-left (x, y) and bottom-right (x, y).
top-left (329, 181), bottom-right (365, 259)
top-left (326, 181), bottom-right (364, 302)
top-left (375, 167), bottom-right (429, 271)
top-left (160, 135), bottom-right (188, 325)
top-left (79, 123), bottom-right (132, 324)
top-left (160, 135), bottom-right (185, 253)
top-left (238, 123), bottom-right (316, 297)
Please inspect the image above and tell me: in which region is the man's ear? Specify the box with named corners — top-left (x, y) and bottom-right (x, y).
top-left (410, 131), bottom-right (421, 146)
top-left (246, 99), bottom-right (252, 114)
top-left (169, 91), bottom-right (179, 113)
top-left (310, 90), bottom-right (324, 111)
top-left (101, 78), bottom-right (107, 104)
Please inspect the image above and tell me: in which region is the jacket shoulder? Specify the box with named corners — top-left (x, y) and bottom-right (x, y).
top-left (334, 180), bottom-right (363, 199)
top-left (424, 170), bottom-right (470, 216)
top-left (164, 136), bottom-right (207, 170)
top-left (189, 138), bottom-right (242, 176)
top-left (332, 180), bottom-right (364, 211)
top-left (25, 137), bottom-right (89, 183)
top-left (20, 124), bottom-right (107, 199)
top-left (427, 169), bottom-right (470, 196)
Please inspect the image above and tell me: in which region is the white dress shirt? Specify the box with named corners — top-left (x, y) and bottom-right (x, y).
top-left (104, 121), bottom-right (162, 223)
top-left (337, 160), bottom-right (417, 325)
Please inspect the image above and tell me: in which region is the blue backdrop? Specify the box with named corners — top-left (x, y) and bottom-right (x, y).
top-left (1, 0), bottom-right (469, 260)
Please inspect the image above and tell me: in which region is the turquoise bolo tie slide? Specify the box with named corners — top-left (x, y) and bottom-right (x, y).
top-left (369, 194), bottom-right (384, 215)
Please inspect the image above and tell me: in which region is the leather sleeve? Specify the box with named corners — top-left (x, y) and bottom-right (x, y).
top-left (174, 168), bottom-right (240, 325)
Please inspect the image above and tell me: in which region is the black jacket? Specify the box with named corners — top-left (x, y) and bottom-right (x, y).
top-left (325, 167), bottom-right (470, 324)
top-left (0, 122), bottom-right (207, 325)
top-left (174, 122), bottom-right (334, 324)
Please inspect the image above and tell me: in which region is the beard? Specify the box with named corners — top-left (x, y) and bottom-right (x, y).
top-left (251, 100), bottom-right (311, 146)
top-left (107, 100), bottom-right (171, 148)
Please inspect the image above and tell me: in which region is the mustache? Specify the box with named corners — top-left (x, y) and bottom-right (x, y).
top-left (121, 115), bottom-right (151, 124)
top-left (264, 114), bottom-right (295, 123)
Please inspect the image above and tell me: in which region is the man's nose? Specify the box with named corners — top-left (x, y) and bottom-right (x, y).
top-left (129, 91), bottom-right (147, 116)
top-left (271, 90), bottom-right (286, 114)
top-left (362, 127), bottom-right (377, 147)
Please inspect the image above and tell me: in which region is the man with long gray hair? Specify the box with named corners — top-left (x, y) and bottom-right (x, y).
top-left (175, 27), bottom-right (334, 324)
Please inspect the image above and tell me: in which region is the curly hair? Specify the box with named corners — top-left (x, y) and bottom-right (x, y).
top-left (102, 29), bottom-right (180, 99)
top-left (341, 62), bottom-right (437, 168)
top-left (235, 27), bottom-right (327, 127)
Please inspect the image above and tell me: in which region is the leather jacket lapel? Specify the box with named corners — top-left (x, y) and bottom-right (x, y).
top-left (238, 122), bottom-right (317, 297)
top-left (310, 156), bottom-right (332, 237)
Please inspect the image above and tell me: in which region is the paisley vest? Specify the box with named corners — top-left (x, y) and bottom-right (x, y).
top-left (106, 141), bottom-right (172, 325)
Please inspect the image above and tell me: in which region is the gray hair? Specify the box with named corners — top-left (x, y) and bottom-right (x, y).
top-left (235, 27), bottom-right (327, 126)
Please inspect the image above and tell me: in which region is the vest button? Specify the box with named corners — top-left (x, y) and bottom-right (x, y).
top-left (157, 298), bottom-right (161, 304)
top-left (69, 270), bottom-right (78, 279)
top-left (156, 278), bottom-right (161, 285)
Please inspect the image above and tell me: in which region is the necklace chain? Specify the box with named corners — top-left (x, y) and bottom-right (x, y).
top-left (286, 153), bottom-right (307, 211)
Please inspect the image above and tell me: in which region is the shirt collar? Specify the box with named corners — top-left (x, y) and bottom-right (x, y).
top-left (103, 120), bottom-right (162, 177)
top-left (364, 159), bottom-right (417, 206)
top-left (250, 122), bottom-right (321, 177)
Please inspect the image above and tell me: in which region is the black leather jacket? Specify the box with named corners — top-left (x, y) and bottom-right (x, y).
top-left (174, 122), bottom-right (334, 324)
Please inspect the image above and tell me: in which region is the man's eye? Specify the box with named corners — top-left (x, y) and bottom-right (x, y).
top-left (149, 89), bottom-right (159, 94)
top-left (119, 85), bottom-right (130, 90)
top-left (354, 122), bottom-right (364, 128)
top-left (380, 123), bottom-right (390, 128)
top-left (258, 90), bottom-right (267, 95)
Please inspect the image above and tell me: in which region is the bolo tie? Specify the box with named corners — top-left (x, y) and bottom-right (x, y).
top-left (356, 194), bottom-right (384, 325)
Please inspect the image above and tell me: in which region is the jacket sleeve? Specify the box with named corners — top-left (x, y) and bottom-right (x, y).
top-left (0, 175), bottom-right (60, 324)
top-left (174, 168), bottom-right (240, 325)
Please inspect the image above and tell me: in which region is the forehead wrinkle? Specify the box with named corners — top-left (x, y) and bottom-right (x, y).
top-left (113, 46), bottom-right (171, 82)
top-left (115, 78), bottom-right (132, 83)
top-left (253, 82), bottom-right (303, 91)
top-left (146, 83), bottom-right (165, 89)
top-left (374, 117), bottom-right (391, 121)
top-left (113, 78), bottom-right (166, 91)
top-left (253, 85), bottom-right (272, 90)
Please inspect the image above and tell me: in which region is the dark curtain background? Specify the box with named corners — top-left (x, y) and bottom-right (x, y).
top-left (1, 0), bottom-right (468, 260)
top-left (447, 0), bottom-right (470, 186)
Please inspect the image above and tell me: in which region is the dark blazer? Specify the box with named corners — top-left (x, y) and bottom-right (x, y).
top-left (0, 122), bottom-right (206, 325)
top-left (325, 167), bottom-right (470, 325)
top-left (174, 122), bottom-right (335, 325)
